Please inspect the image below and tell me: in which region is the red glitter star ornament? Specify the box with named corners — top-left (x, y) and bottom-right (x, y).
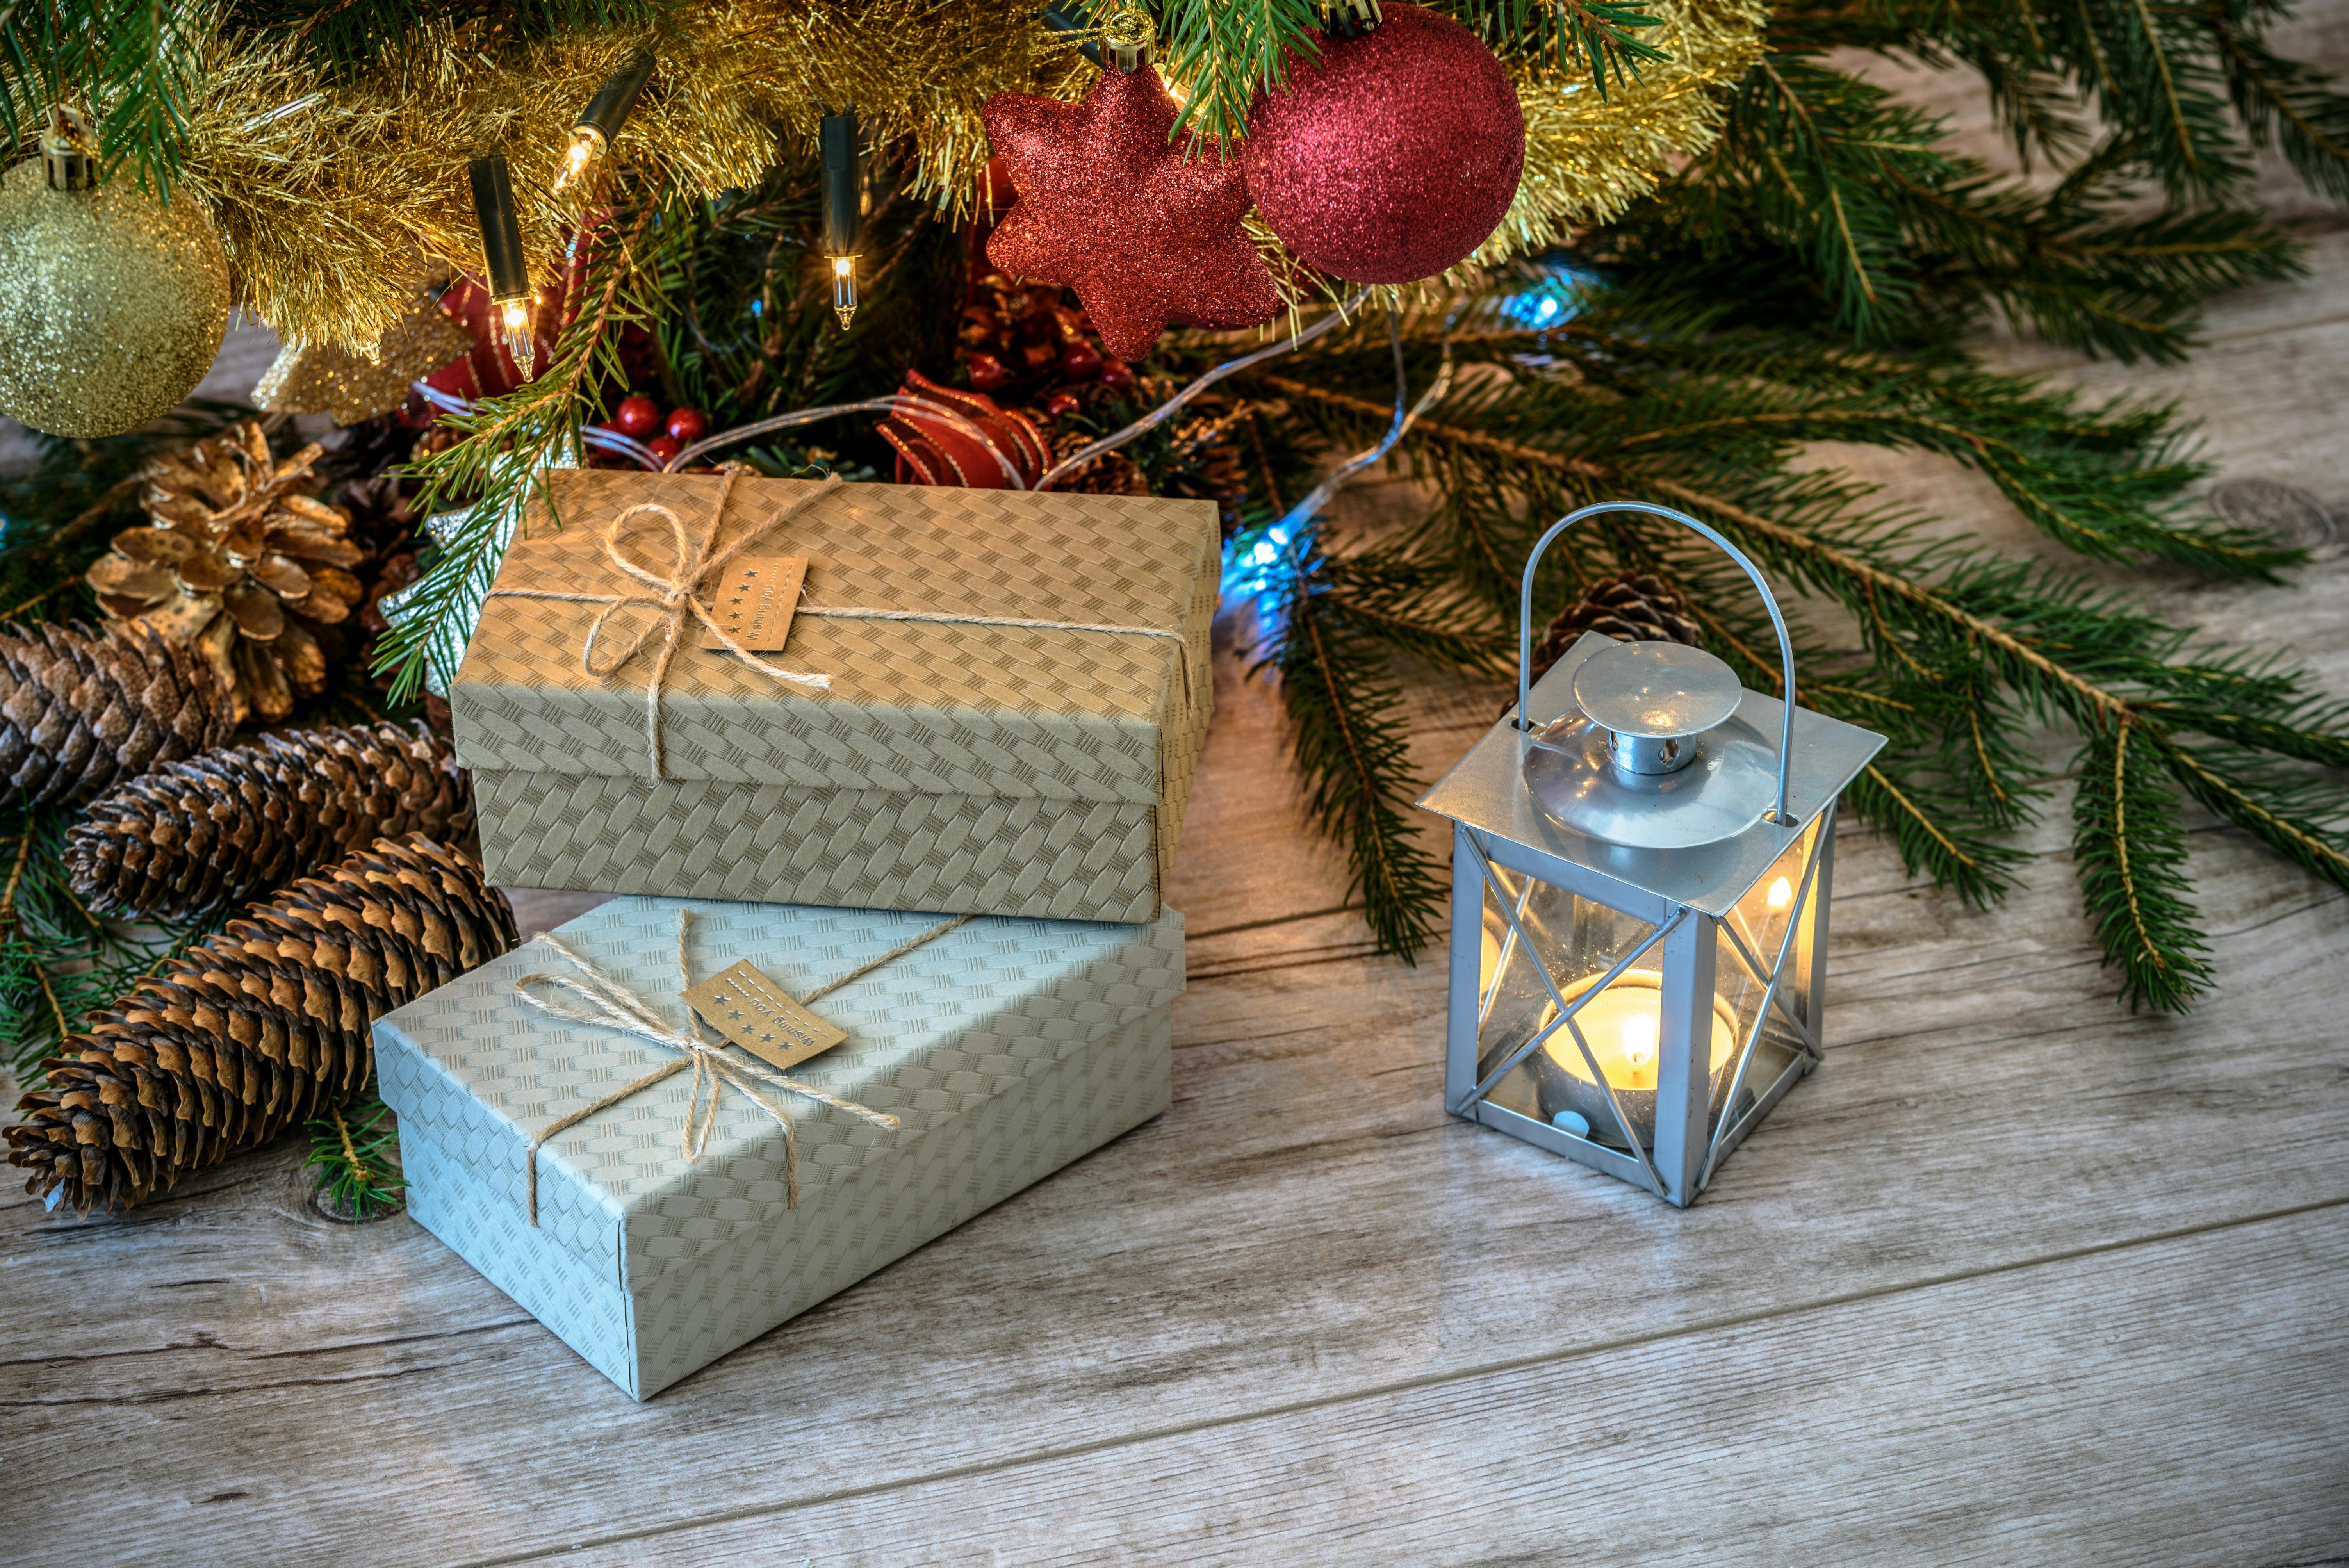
top-left (982, 67), bottom-right (1281, 363)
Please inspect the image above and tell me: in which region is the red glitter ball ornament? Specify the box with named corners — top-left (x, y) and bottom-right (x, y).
top-left (1246, 4), bottom-right (1525, 284)
top-left (982, 67), bottom-right (1281, 362)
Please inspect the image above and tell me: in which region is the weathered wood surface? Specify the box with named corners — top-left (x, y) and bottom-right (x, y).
top-left (6, 59), bottom-right (2349, 1568)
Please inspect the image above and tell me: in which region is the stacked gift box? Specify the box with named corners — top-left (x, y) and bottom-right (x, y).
top-left (374, 470), bottom-right (1215, 1399)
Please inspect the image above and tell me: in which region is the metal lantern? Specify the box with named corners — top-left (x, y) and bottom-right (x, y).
top-left (1417, 503), bottom-right (1886, 1206)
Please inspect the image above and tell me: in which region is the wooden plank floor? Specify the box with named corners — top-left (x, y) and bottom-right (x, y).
top-left (7, 55), bottom-right (2349, 1568)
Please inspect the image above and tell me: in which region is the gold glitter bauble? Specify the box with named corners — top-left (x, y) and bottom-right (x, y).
top-left (0, 158), bottom-right (232, 438)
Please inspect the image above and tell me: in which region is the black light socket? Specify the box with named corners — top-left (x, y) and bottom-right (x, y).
top-left (577, 51), bottom-right (657, 144)
top-left (820, 112), bottom-right (861, 258)
top-left (469, 153), bottom-right (531, 304)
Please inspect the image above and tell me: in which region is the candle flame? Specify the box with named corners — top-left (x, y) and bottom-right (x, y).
top-left (1620, 1010), bottom-right (1656, 1069)
top-left (1767, 875), bottom-right (1793, 911)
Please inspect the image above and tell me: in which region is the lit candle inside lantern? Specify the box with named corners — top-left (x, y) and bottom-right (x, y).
top-left (1541, 971), bottom-right (1737, 1094)
top-left (1478, 919), bottom-right (1746, 1143)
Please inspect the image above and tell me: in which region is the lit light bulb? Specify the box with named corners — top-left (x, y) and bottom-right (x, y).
top-left (553, 130), bottom-right (601, 192)
top-left (497, 297), bottom-right (534, 370)
top-left (827, 253), bottom-right (859, 329)
top-left (1620, 1010), bottom-right (1657, 1069)
top-left (1767, 875), bottom-right (1793, 911)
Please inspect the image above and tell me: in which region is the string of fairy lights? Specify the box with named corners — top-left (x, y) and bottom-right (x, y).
top-left (467, 50), bottom-right (867, 372)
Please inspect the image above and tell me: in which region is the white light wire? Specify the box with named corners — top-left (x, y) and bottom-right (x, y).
top-left (407, 289), bottom-right (1375, 496)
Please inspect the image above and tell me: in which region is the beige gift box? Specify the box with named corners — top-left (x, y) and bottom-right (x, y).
top-left (452, 470), bottom-right (1217, 922)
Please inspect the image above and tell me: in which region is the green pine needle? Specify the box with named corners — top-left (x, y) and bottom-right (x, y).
top-left (305, 1089), bottom-right (406, 1221)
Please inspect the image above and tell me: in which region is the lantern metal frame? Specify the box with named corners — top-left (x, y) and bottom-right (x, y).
top-left (1417, 502), bottom-right (1886, 1206)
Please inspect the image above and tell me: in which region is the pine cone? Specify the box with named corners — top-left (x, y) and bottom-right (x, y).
top-left (66, 721), bottom-right (475, 919)
top-left (4, 834), bottom-right (517, 1214)
top-left (1532, 573), bottom-right (1703, 679)
top-left (84, 419), bottom-right (365, 725)
top-left (1048, 428), bottom-right (1151, 496)
top-left (0, 621), bottom-right (234, 809)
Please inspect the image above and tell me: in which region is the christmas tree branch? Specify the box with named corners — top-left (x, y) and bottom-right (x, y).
top-left (1253, 522), bottom-right (1460, 959)
top-left (1227, 274), bottom-right (2348, 1008)
top-left (372, 182), bottom-right (670, 701)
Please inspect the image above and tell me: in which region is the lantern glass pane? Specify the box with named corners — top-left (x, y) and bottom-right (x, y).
top-left (1472, 864), bottom-right (1662, 1139)
top-left (1709, 818), bottom-right (1823, 1133)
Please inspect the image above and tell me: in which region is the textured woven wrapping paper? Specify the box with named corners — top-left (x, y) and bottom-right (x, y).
top-left (375, 894), bottom-right (1186, 1399)
top-left (453, 471), bottom-right (1219, 921)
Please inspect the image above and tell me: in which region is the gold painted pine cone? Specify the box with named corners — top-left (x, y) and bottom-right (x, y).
top-left (84, 419), bottom-right (365, 725)
top-left (1048, 427), bottom-right (1150, 496)
top-left (1531, 572), bottom-right (1703, 679)
top-left (0, 620), bottom-right (234, 807)
top-left (67, 721), bottom-right (474, 920)
top-left (3, 834), bottom-right (518, 1214)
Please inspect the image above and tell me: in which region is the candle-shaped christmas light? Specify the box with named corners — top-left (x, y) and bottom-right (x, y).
top-left (556, 52), bottom-right (657, 192)
top-left (820, 112), bottom-right (861, 329)
top-left (469, 153), bottom-right (535, 372)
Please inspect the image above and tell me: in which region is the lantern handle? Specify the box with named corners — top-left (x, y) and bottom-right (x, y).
top-left (1518, 501), bottom-right (1798, 827)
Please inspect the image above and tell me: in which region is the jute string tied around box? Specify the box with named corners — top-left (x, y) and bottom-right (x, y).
top-left (513, 905), bottom-right (973, 1222)
top-left (485, 468), bottom-right (1196, 780)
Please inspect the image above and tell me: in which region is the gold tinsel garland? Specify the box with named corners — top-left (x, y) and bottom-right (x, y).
top-left (131, 1), bottom-right (1090, 352)
top-left (4, 1), bottom-right (1760, 355)
top-left (1473, 0), bottom-right (1769, 265)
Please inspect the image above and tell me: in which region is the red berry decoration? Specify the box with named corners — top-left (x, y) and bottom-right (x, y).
top-left (966, 351), bottom-right (1010, 392)
top-left (1060, 340), bottom-right (1103, 380)
top-left (613, 394), bottom-right (662, 438)
top-left (1100, 358), bottom-right (1136, 391)
top-left (1044, 390), bottom-right (1083, 419)
top-left (1246, 4), bottom-right (1526, 284)
top-left (665, 407), bottom-right (708, 444)
top-left (646, 434), bottom-right (683, 466)
top-left (981, 65), bottom-right (1281, 363)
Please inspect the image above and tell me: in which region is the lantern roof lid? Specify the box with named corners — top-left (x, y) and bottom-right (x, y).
top-left (1417, 633), bottom-right (1886, 916)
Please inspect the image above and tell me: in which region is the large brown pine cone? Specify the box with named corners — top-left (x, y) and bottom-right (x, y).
top-left (84, 420), bottom-right (365, 725)
top-left (4, 834), bottom-right (517, 1214)
top-left (66, 721), bottom-right (474, 919)
top-left (1531, 572), bottom-right (1704, 680)
top-left (0, 620), bottom-right (234, 809)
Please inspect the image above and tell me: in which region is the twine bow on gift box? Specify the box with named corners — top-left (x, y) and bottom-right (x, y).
top-left (485, 467), bottom-right (1197, 779)
top-left (513, 906), bottom-right (972, 1222)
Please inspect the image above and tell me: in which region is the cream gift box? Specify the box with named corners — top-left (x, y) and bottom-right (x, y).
top-left (374, 894), bottom-right (1184, 1399)
top-left (451, 470), bottom-right (1217, 923)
